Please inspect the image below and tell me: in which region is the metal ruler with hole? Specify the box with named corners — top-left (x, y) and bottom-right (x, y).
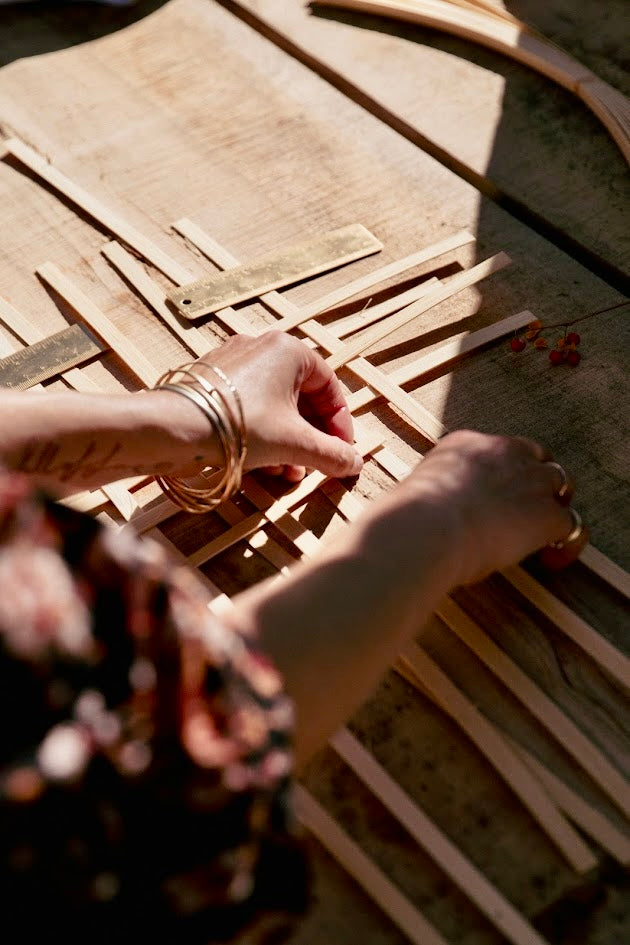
top-left (0, 324), bottom-right (103, 390)
top-left (167, 223), bottom-right (383, 319)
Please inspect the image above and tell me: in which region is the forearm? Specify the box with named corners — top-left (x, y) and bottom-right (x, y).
top-left (225, 483), bottom-right (463, 766)
top-left (0, 388), bottom-right (219, 493)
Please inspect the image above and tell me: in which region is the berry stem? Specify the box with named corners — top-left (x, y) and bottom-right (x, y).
top-left (543, 299), bottom-right (629, 331)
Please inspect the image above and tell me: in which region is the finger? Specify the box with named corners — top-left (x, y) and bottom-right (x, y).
top-left (298, 352), bottom-right (355, 444)
top-left (511, 435), bottom-right (552, 463)
top-left (259, 465), bottom-right (286, 477)
top-left (538, 508), bottom-right (589, 570)
top-left (282, 464), bottom-right (307, 483)
top-left (541, 460), bottom-right (576, 505)
top-left (283, 418), bottom-right (364, 478)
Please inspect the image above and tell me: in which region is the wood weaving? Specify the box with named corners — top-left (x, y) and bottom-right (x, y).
top-left (1, 133), bottom-right (628, 945)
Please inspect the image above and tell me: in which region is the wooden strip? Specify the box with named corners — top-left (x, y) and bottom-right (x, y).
top-left (167, 223), bottom-right (383, 318)
top-left (331, 728), bottom-right (551, 945)
top-left (186, 428), bottom-right (382, 566)
top-left (174, 217), bottom-right (442, 345)
top-left (169, 225), bottom-right (502, 441)
top-left (327, 277), bottom-right (441, 339)
top-left (101, 241), bottom-right (212, 357)
top-left (36, 263), bottom-right (161, 388)
top-left (573, 544), bottom-right (630, 600)
top-left (4, 138), bottom-right (196, 284)
top-left (325, 252), bottom-right (511, 370)
top-left (436, 596), bottom-right (630, 818)
top-left (294, 784), bottom-right (450, 945)
top-left (502, 565), bottom-right (630, 692)
top-left (396, 644), bottom-right (597, 872)
top-left (407, 655), bottom-right (630, 867)
top-left (347, 309), bottom-right (533, 412)
top-left (173, 217), bottom-right (473, 332)
top-left (508, 739), bottom-right (630, 867)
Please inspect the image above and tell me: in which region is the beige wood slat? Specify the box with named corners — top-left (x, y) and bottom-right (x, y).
top-left (331, 728), bottom-right (551, 945)
top-left (397, 644), bottom-right (597, 873)
top-left (4, 138), bottom-right (196, 285)
top-left (579, 544), bottom-right (630, 600)
top-left (404, 651), bottom-right (630, 867)
top-left (101, 241), bottom-right (212, 358)
top-left (436, 596), bottom-right (630, 819)
top-left (502, 564), bottom-right (630, 691)
top-left (36, 263), bottom-right (161, 388)
top-left (325, 252), bottom-right (511, 370)
top-left (507, 738), bottom-right (630, 867)
top-left (294, 784), bottom-right (450, 945)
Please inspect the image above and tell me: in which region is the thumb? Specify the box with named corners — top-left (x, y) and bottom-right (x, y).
top-left (287, 417), bottom-right (364, 478)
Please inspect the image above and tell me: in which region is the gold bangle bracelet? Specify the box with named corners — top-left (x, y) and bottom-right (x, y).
top-left (152, 363), bottom-right (247, 513)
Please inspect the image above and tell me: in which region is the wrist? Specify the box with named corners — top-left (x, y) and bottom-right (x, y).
top-left (138, 389), bottom-right (226, 474)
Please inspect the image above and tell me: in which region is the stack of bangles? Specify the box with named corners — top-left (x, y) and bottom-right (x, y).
top-left (153, 362), bottom-right (247, 513)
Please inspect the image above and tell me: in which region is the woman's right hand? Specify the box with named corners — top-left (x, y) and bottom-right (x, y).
top-left (392, 429), bottom-right (587, 585)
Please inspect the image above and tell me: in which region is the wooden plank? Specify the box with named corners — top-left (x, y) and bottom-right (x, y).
top-left (235, 0), bottom-right (630, 279)
top-left (0, 6), bottom-right (626, 937)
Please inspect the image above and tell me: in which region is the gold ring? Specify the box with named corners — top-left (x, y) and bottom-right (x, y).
top-left (545, 461), bottom-right (569, 499)
top-left (550, 508), bottom-right (583, 548)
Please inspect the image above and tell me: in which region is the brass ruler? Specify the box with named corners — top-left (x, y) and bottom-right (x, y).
top-left (0, 324), bottom-right (103, 390)
top-left (167, 223), bottom-right (383, 319)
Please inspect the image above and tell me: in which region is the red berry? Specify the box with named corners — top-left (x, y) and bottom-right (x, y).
top-left (566, 350), bottom-right (581, 367)
top-left (549, 349), bottom-right (564, 366)
top-left (566, 332), bottom-right (581, 346)
top-left (510, 337), bottom-right (526, 352)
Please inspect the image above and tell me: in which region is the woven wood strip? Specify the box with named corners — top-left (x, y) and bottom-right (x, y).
top-left (397, 644), bottom-right (596, 872)
top-left (294, 784), bottom-right (450, 945)
top-left (436, 596), bottom-right (630, 819)
top-left (331, 728), bottom-right (551, 945)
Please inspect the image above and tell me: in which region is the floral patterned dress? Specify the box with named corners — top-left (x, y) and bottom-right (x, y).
top-left (0, 466), bottom-right (308, 943)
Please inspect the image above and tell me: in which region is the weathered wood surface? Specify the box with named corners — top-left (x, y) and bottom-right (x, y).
top-left (232, 0), bottom-right (630, 286)
top-left (0, 2), bottom-right (628, 943)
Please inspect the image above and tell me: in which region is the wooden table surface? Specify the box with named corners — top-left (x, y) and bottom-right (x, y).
top-left (0, 2), bottom-right (628, 943)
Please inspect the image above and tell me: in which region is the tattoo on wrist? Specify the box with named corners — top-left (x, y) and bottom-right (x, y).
top-left (15, 440), bottom-right (175, 482)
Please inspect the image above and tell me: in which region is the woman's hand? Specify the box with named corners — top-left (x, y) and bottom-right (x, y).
top-left (394, 429), bottom-right (588, 584)
top-left (189, 331), bottom-right (363, 481)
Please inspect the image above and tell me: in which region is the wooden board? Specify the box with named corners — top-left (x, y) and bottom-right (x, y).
top-left (0, 3), bottom-right (628, 943)
top-left (232, 0), bottom-right (630, 284)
